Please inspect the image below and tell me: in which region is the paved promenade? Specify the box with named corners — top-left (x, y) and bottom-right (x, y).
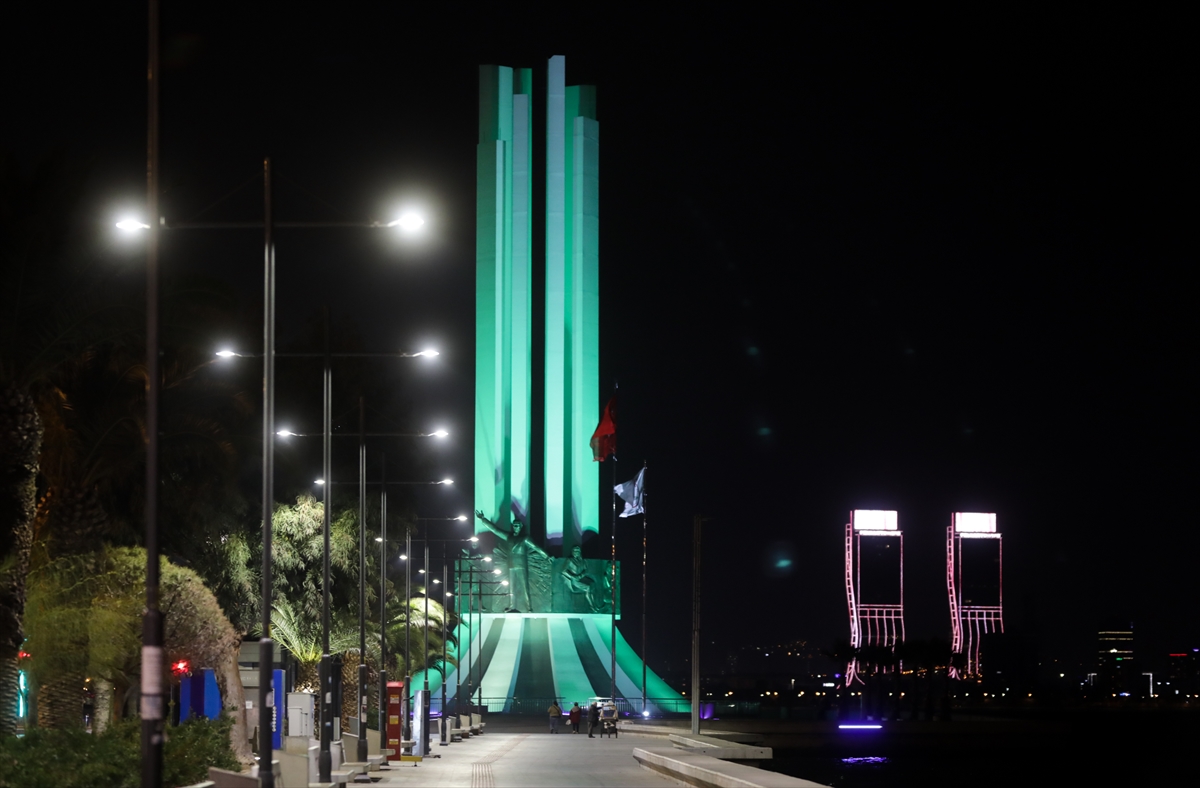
top-left (367, 726), bottom-right (680, 788)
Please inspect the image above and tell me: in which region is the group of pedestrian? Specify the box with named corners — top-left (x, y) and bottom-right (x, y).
top-left (547, 701), bottom-right (601, 737)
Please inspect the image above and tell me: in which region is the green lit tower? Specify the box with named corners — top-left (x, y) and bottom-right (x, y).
top-left (545, 55), bottom-right (600, 549)
top-left (475, 64), bottom-right (533, 532)
top-left (457, 64), bottom-right (682, 712)
top-left (475, 57), bottom-right (599, 549)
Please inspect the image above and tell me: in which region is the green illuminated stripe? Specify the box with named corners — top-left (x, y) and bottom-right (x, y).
top-left (545, 56), bottom-right (568, 543)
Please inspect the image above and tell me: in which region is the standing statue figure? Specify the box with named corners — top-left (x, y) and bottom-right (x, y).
top-left (561, 545), bottom-right (596, 612)
top-left (475, 510), bottom-right (549, 612)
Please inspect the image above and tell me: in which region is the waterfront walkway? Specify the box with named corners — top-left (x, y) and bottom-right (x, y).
top-left (367, 727), bottom-right (678, 788)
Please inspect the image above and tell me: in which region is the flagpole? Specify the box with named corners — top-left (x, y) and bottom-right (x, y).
top-left (641, 461), bottom-right (648, 715)
top-left (610, 446), bottom-right (617, 704)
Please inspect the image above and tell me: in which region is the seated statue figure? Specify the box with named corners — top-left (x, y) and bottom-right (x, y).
top-left (561, 545), bottom-right (597, 612)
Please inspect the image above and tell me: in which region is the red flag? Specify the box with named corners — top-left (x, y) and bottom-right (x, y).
top-left (590, 396), bottom-right (616, 462)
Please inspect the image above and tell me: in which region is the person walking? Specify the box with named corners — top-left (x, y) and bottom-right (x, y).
top-left (548, 700), bottom-right (562, 733)
top-left (587, 702), bottom-right (599, 737)
top-left (569, 702), bottom-right (581, 733)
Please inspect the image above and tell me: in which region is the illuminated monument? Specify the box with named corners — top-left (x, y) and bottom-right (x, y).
top-left (474, 55), bottom-right (599, 550)
top-left (455, 57), bottom-right (682, 712)
top-left (844, 510), bottom-right (905, 683)
top-left (946, 512), bottom-right (1004, 677)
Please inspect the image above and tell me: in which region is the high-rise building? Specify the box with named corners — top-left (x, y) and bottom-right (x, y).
top-left (1096, 621), bottom-right (1136, 695)
top-left (844, 510), bottom-right (904, 683)
top-left (947, 512), bottom-right (1004, 677)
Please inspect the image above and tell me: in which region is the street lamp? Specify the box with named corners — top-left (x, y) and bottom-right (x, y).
top-left (119, 153), bottom-right (428, 787)
top-left (386, 212), bottom-right (425, 232)
top-left (218, 339), bottom-right (442, 769)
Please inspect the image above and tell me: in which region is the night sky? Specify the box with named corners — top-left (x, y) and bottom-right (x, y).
top-left (4, 6), bottom-right (1194, 677)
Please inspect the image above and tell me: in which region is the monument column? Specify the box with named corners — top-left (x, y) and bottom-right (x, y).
top-left (475, 65), bottom-right (533, 533)
top-left (545, 55), bottom-right (600, 551)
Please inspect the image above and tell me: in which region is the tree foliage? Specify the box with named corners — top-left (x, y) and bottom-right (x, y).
top-left (24, 546), bottom-right (239, 724)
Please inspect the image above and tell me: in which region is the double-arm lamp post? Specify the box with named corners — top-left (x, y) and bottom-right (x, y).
top-left (122, 195), bottom-right (426, 788)
top-left (219, 325), bottom-right (441, 776)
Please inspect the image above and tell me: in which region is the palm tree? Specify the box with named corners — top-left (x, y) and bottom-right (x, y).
top-left (0, 154), bottom-right (133, 734)
top-left (387, 592), bottom-right (458, 678)
top-left (266, 600), bottom-right (359, 692)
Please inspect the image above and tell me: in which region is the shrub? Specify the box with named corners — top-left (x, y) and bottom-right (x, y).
top-left (0, 715), bottom-right (239, 788)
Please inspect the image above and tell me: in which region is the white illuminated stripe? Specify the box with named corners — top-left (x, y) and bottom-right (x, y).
top-left (853, 510), bottom-right (898, 531)
top-left (954, 512), bottom-right (996, 533)
top-left (838, 724), bottom-right (883, 729)
top-left (959, 532), bottom-right (1001, 539)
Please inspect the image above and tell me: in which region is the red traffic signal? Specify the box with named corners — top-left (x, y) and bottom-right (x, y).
top-left (171, 659), bottom-right (191, 677)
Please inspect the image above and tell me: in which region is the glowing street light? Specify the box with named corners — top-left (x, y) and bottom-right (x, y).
top-left (438, 479), bottom-right (453, 485)
top-left (431, 429), bottom-right (449, 438)
top-left (215, 349), bottom-right (237, 358)
top-left (412, 349), bottom-right (439, 357)
top-left (387, 211), bottom-right (425, 232)
top-left (116, 218), bottom-right (150, 232)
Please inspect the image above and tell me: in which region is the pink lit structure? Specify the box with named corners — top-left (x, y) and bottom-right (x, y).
top-left (946, 512), bottom-right (1004, 678)
top-left (844, 510), bottom-right (904, 684)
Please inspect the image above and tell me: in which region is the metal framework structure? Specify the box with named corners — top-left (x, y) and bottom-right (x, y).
top-left (844, 510), bottom-right (904, 684)
top-left (946, 512), bottom-right (1004, 678)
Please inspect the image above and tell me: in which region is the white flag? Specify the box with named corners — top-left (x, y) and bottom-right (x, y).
top-left (614, 467), bottom-right (645, 518)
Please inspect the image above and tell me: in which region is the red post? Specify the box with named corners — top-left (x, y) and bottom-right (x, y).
top-left (385, 680), bottom-right (405, 762)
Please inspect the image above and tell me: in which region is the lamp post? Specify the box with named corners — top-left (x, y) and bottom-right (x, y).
top-left (221, 345), bottom-right (441, 774)
top-left (376, 454), bottom-right (388, 761)
top-left (319, 310), bottom-right (332, 783)
top-left (356, 400), bottom-right (366, 764)
top-left (140, 2), bottom-right (162, 786)
top-left (119, 168), bottom-right (425, 788)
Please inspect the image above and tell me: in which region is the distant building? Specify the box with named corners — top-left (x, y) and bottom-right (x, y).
top-left (1164, 649), bottom-right (1199, 697)
top-left (1095, 621), bottom-right (1137, 696)
top-left (844, 510), bottom-right (904, 684)
top-left (947, 512), bottom-right (1004, 678)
